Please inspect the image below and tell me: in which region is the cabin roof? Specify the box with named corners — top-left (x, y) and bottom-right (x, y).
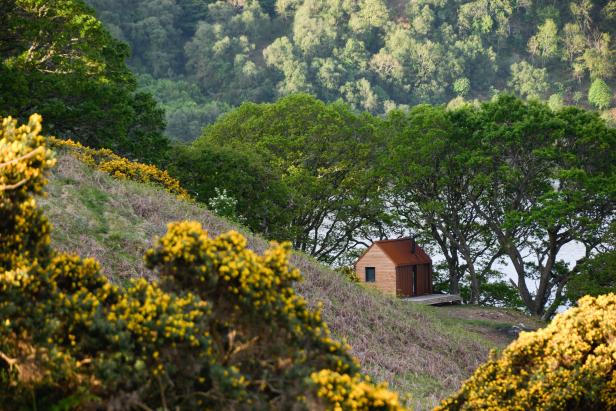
top-left (373, 238), bottom-right (432, 267)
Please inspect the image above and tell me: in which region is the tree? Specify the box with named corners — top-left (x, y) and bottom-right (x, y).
top-left (0, 0), bottom-right (168, 164)
top-left (465, 96), bottom-right (616, 320)
top-left (580, 33), bottom-right (614, 80)
top-left (384, 105), bottom-right (501, 302)
top-left (453, 77), bottom-right (471, 97)
top-left (547, 93), bottom-right (563, 111)
top-left (565, 249), bottom-right (616, 303)
top-left (83, 0), bottom-right (616, 132)
top-left (508, 61), bottom-right (550, 100)
top-left (168, 142), bottom-right (294, 241)
top-left (588, 78), bottom-right (612, 109)
top-left (192, 94), bottom-right (387, 263)
top-left (527, 18), bottom-right (559, 60)
top-left (562, 23), bottom-right (586, 63)
top-left (137, 74), bottom-right (232, 142)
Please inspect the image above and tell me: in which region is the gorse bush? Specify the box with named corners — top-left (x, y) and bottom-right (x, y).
top-left (50, 137), bottom-right (190, 200)
top-left (311, 370), bottom-right (402, 410)
top-left (0, 114), bottom-right (56, 272)
top-left (437, 293), bottom-right (616, 410)
top-left (0, 114), bottom-right (404, 409)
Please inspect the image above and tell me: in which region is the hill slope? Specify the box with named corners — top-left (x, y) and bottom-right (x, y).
top-left (40, 152), bottom-right (542, 408)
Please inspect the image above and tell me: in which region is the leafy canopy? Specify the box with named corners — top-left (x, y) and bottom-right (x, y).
top-left (0, 0), bottom-right (169, 163)
top-left (85, 0), bottom-right (616, 141)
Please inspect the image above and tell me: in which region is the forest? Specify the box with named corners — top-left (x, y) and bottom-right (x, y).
top-left (84, 0), bottom-right (616, 141)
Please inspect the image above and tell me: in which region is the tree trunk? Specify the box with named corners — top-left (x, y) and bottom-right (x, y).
top-left (469, 266), bottom-right (480, 304)
top-left (449, 275), bottom-right (460, 295)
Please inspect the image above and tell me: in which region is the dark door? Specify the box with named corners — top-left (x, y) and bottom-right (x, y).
top-left (396, 265), bottom-right (417, 297)
top-left (396, 265), bottom-right (414, 297)
top-left (416, 264), bottom-right (432, 295)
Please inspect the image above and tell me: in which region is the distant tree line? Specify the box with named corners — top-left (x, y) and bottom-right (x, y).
top-left (85, 0), bottom-right (616, 141)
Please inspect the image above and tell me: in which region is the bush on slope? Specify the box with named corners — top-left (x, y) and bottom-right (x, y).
top-left (437, 293), bottom-right (616, 410)
top-left (0, 114), bottom-right (403, 409)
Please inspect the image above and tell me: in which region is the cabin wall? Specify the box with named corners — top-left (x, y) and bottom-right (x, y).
top-left (396, 265), bottom-right (413, 297)
top-left (416, 263), bottom-right (432, 295)
top-left (355, 245), bottom-right (396, 295)
top-left (397, 263), bottom-right (433, 297)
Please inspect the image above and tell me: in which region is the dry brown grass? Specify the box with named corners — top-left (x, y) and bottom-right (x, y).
top-left (39, 154), bottom-right (537, 407)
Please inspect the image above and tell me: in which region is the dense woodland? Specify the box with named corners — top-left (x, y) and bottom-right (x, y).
top-left (174, 94), bottom-right (615, 320)
top-left (85, 0), bottom-right (616, 141)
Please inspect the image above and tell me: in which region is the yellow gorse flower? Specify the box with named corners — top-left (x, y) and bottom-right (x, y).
top-left (437, 293), bottom-right (616, 410)
top-left (49, 137), bottom-right (190, 200)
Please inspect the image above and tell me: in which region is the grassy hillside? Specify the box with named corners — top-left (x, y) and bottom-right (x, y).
top-left (40, 152), bottom-right (543, 408)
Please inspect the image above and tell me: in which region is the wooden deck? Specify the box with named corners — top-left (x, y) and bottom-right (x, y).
top-left (403, 294), bottom-right (462, 305)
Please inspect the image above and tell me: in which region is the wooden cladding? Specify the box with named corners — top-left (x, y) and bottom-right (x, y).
top-left (396, 265), bottom-right (413, 297)
top-left (396, 264), bottom-right (432, 297)
top-left (355, 239), bottom-right (433, 297)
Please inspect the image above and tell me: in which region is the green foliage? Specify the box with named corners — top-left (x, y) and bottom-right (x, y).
top-left (588, 78), bottom-right (613, 109)
top-left (527, 18), bottom-right (559, 60)
top-left (84, 0), bottom-right (616, 141)
top-left (183, 1), bottom-right (275, 105)
top-left (548, 93), bottom-right (564, 111)
top-left (0, 114), bottom-right (405, 410)
top-left (138, 74), bottom-right (232, 142)
top-left (476, 281), bottom-right (525, 310)
top-left (459, 96), bottom-right (616, 319)
top-left (453, 78), bottom-right (471, 97)
top-left (175, 94), bottom-right (387, 263)
top-left (168, 142), bottom-right (293, 240)
top-left (384, 95), bottom-right (616, 317)
top-left (0, 0), bottom-right (169, 164)
top-left (508, 60), bottom-right (550, 100)
top-left (566, 249), bottom-right (616, 303)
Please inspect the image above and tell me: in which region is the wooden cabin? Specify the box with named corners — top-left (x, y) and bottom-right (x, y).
top-left (354, 238), bottom-right (433, 297)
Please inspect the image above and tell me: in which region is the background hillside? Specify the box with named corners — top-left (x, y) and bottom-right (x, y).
top-left (86, 0), bottom-right (616, 141)
top-left (40, 151), bottom-right (543, 408)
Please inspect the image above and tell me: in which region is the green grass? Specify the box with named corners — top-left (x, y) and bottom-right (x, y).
top-left (39, 153), bottom-right (542, 407)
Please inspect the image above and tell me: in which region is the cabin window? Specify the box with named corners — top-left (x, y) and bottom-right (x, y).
top-left (365, 267), bottom-right (376, 282)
